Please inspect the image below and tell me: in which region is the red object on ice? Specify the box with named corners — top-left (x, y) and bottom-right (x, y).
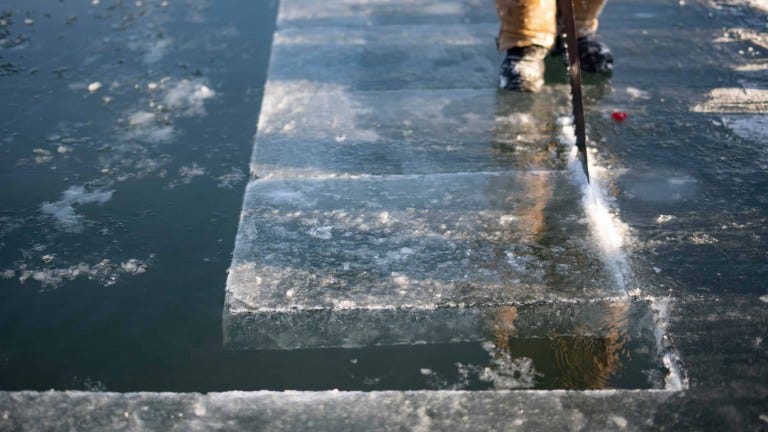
top-left (612, 111), bottom-right (628, 122)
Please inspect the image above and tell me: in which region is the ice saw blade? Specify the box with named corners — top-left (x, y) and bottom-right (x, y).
top-left (558, 0), bottom-right (590, 182)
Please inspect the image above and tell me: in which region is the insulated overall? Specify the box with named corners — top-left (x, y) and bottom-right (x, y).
top-left (495, 0), bottom-right (607, 51)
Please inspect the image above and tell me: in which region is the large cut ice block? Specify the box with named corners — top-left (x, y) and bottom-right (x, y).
top-left (224, 171), bottom-right (626, 350)
top-left (252, 86), bottom-right (572, 178)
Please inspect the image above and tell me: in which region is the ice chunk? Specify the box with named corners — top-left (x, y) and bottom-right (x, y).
top-left (120, 259), bottom-right (147, 275)
top-left (479, 355), bottom-right (540, 390)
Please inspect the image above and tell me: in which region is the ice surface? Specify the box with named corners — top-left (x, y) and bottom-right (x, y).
top-left (143, 39), bottom-right (172, 64)
top-left (229, 172), bottom-right (612, 310)
top-left (0, 387), bottom-right (679, 432)
top-left (277, 0), bottom-right (497, 27)
top-left (268, 24), bottom-right (498, 91)
top-left (252, 85), bottom-right (571, 178)
top-left (721, 115), bottom-right (768, 168)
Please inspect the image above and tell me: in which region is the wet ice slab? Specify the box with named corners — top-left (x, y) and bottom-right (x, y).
top-left (0, 386), bottom-right (680, 432)
top-left (268, 24), bottom-right (498, 91)
top-left (224, 171), bottom-right (626, 349)
top-left (252, 85), bottom-right (571, 178)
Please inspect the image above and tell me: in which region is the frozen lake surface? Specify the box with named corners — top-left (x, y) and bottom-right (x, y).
top-left (0, 0), bottom-right (767, 429)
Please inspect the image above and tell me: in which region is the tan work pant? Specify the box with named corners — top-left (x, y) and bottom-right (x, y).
top-left (496, 0), bottom-right (607, 50)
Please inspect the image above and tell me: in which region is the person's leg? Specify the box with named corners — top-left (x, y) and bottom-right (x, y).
top-left (571, 0), bottom-right (613, 72)
top-left (496, 0), bottom-right (556, 92)
top-left (573, 0), bottom-right (607, 38)
top-left (496, 0), bottom-right (557, 51)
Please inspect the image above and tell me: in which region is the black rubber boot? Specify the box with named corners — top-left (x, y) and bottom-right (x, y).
top-left (498, 45), bottom-right (549, 93)
top-left (550, 35), bottom-right (613, 73)
top-left (576, 35), bottom-right (613, 73)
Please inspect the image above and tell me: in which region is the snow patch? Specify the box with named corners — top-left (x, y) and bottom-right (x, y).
top-left (168, 163), bottom-right (207, 188)
top-left (125, 110), bottom-right (174, 143)
top-left (480, 355), bottom-right (540, 389)
top-left (128, 111), bottom-right (155, 126)
top-left (610, 415), bottom-right (628, 429)
top-left (15, 256), bottom-right (152, 289)
top-left (41, 186), bottom-right (114, 233)
top-left (163, 79), bottom-right (216, 116)
top-left (690, 232), bottom-right (718, 245)
top-left (121, 259), bottom-right (147, 275)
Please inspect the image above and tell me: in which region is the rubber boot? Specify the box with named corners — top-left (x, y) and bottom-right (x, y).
top-left (498, 45), bottom-right (549, 93)
top-left (577, 35), bottom-right (613, 72)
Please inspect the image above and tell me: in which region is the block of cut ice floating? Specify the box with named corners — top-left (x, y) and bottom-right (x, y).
top-left (224, 171), bottom-right (626, 349)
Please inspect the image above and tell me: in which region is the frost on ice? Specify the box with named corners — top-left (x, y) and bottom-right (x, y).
top-left (163, 79), bottom-right (216, 116)
top-left (40, 186), bottom-right (114, 233)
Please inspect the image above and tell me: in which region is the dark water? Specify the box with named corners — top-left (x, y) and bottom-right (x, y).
top-left (1, 0), bottom-right (763, 393)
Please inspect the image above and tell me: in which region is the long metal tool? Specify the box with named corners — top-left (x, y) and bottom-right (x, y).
top-left (558, 0), bottom-right (590, 182)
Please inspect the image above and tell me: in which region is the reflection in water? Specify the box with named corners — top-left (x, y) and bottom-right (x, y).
top-left (551, 301), bottom-right (629, 389)
top-left (487, 89), bottom-right (562, 289)
top-left (491, 88), bottom-right (568, 170)
top-left (491, 306), bottom-right (518, 351)
top-left (486, 302), bottom-right (631, 390)
top-left (486, 87), bottom-right (631, 390)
